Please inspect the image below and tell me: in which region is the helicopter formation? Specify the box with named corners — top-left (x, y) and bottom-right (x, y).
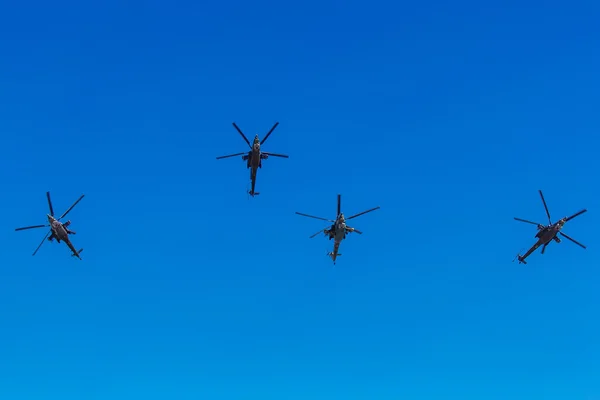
top-left (13, 122), bottom-right (589, 265)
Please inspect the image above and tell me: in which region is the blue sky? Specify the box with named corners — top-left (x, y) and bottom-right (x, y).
top-left (0, 0), bottom-right (599, 398)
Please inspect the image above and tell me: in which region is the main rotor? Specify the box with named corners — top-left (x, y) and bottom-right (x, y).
top-left (232, 122), bottom-right (279, 148)
top-left (514, 190), bottom-right (587, 228)
top-left (295, 194), bottom-right (380, 237)
top-left (216, 122), bottom-right (289, 161)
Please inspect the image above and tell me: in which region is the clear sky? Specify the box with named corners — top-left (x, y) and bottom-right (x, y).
top-left (0, 0), bottom-right (599, 399)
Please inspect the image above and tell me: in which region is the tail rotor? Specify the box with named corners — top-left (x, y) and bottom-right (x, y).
top-left (512, 248), bottom-right (525, 263)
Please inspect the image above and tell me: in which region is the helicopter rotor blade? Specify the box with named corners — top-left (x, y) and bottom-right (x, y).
top-left (513, 217), bottom-right (542, 226)
top-left (260, 122), bottom-right (279, 145)
top-left (58, 195), bottom-right (84, 221)
top-left (310, 228), bottom-right (326, 238)
top-left (337, 194), bottom-right (341, 216)
top-left (565, 209), bottom-right (587, 222)
top-left (559, 232), bottom-right (586, 249)
top-left (232, 122), bottom-right (251, 147)
top-left (46, 191), bottom-right (54, 216)
top-left (539, 190), bottom-right (551, 224)
top-left (216, 152), bottom-right (247, 160)
top-left (295, 212), bottom-right (334, 222)
top-left (15, 224), bottom-right (49, 231)
top-left (262, 152), bottom-right (288, 158)
top-left (32, 230), bottom-right (52, 256)
top-left (346, 206), bottom-right (380, 220)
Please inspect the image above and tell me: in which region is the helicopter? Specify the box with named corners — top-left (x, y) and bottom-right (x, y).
top-left (216, 122), bottom-right (288, 197)
top-left (514, 190), bottom-right (587, 264)
top-left (15, 191), bottom-right (84, 259)
top-left (295, 194), bottom-right (380, 264)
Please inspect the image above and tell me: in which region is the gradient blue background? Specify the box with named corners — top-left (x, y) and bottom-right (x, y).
top-left (0, 0), bottom-right (599, 398)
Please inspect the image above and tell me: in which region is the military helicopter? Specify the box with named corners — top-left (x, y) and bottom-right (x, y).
top-left (514, 190), bottom-right (587, 264)
top-left (15, 191), bottom-right (84, 259)
top-left (216, 122), bottom-right (288, 197)
top-left (295, 194), bottom-right (380, 264)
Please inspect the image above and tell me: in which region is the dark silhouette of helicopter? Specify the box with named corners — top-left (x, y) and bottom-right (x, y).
top-left (216, 122), bottom-right (288, 197)
top-left (15, 191), bottom-right (85, 259)
top-left (514, 190), bottom-right (587, 264)
top-left (295, 194), bottom-right (380, 264)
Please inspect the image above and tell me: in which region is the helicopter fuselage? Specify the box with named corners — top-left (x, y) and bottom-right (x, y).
top-left (242, 140), bottom-right (270, 196)
top-left (324, 218), bottom-right (348, 263)
top-left (47, 215), bottom-right (81, 258)
top-left (243, 142), bottom-right (264, 169)
top-left (518, 222), bottom-right (564, 263)
top-left (535, 221), bottom-right (565, 244)
top-left (333, 220), bottom-right (347, 242)
top-left (49, 217), bottom-right (69, 242)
